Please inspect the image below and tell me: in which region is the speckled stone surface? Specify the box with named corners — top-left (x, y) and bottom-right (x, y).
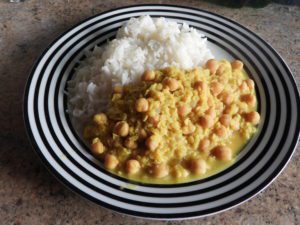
top-left (0, 0), bottom-right (299, 224)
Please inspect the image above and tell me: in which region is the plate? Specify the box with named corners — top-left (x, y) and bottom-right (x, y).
top-left (24, 5), bottom-right (300, 219)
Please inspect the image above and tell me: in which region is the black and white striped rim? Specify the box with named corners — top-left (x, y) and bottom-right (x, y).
top-left (23, 5), bottom-right (300, 219)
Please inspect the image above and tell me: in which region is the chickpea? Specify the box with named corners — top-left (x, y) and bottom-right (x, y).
top-left (205, 108), bottom-right (216, 118)
top-left (126, 159), bottom-right (141, 175)
top-left (138, 128), bottom-right (148, 140)
top-left (198, 138), bottom-right (210, 152)
top-left (224, 104), bottom-right (239, 115)
top-left (219, 114), bottom-right (231, 126)
top-left (190, 158), bottom-right (207, 175)
top-left (187, 135), bottom-right (195, 145)
top-left (199, 115), bottom-right (214, 128)
top-left (151, 163), bottom-right (169, 178)
top-left (205, 59), bottom-right (218, 75)
top-left (135, 98), bottom-right (149, 112)
top-left (91, 138), bottom-right (105, 156)
top-left (214, 126), bottom-right (227, 138)
top-left (246, 79), bottom-right (255, 90)
top-left (104, 154), bottom-right (119, 169)
top-left (211, 146), bottom-right (232, 161)
top-left (173, 166), bottom-right (189, 178)
top-left (216, 64), bottom-right (226, 76)
top-left (182, 123), bottom-right (196, 135)
top-left (243, 111), bottom-right (260, 125)
top-left (231, 60), bottom-right (244, 70)
top-left (113, 121), bottom-right (129, 137)
top-left (93, 113), bottom-right (108, 125)
top-left (197, 99), bottom-right (204, 108)
top-left (178, 105), bottom-right (191, 118)
top-left (146, 135), bottom-right (160, 151)
top-left (142, 70), bottom-right (155, 81)
top-left (210, 82), bottom-right (224, 96)
top-left (218, 91), bottom-right (233, 105)
top-left (113, 85), bottom-right (123, 94)
top-left (239, 81), bottom-right (249, 93)
top-left (163, 78), bottom-right (179, 92)
top-left (194, 81), bottom-right (206, 91)
top-left (124, 138), bottom-right (138, 149)
top-left (148, 115), bottom-right (160, 127)
top-left (215, 102), bottom-right (224, 112)
top-left (241, 94), bottom-right (256, 107)
top-left (223, 106), bottom-right (230, 114)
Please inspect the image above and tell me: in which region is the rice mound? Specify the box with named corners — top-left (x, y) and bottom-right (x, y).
top-left (68, 15), bottom-right (213, 121)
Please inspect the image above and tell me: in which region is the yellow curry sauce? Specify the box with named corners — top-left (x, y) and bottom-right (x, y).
top-left (83, 59), bottom-right (260, 184)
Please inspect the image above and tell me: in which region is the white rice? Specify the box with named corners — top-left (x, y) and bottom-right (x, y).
top-left (68, 15), bottom-right (214, 122)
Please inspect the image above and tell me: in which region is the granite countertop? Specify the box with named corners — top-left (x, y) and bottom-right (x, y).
top-left (0, 0), bottom-right (299, 224)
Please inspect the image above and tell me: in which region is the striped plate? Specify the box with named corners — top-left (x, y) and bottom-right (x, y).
top-left (24, 5), bottom-right (300, 220)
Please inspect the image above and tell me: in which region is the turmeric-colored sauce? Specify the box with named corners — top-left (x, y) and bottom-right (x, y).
top-left (83, 59), bottom-right (260, 184)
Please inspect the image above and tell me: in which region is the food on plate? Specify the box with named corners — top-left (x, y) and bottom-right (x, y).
top-left (67, 16), bottom-right (213, 123)
top-left (67, 16), bottom-right (260, 184)
top-left (83, 59), bottom-right (260, 183)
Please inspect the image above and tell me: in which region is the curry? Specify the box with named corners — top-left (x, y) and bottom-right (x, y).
top-left (83, 59), bottom-right (260, 184)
